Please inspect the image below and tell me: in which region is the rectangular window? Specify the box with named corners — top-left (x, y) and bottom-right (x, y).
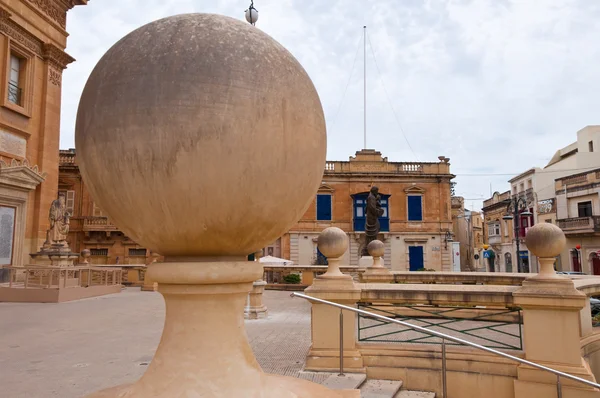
top-left (590, 141), bottom-right (594, 152)
top-left (578, 201), bottom-right (593, 217)
top-left (129, 248), bottom-right (147, 256)
top-left (407, 195), bottom-right (423, 221)
top-left (93, 202), bottom-right (104, 217)
top-left (90, 248), bottom-right (109, 256)
top-left (7, 54), bottom-right (23, 105)
top-left (488, 222), bottom-right (500, 236)
top-left (356, 207), bottom-right (363, 217)
top-left (316, 194), bottom-right (332, 221)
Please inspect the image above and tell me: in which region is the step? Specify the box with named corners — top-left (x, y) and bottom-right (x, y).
top-left (360, 379), bottom-right (403, 397)
top-left (321, 373), bottom-right (367, 390)
top-left (394, 390), bottom-right (435, 398)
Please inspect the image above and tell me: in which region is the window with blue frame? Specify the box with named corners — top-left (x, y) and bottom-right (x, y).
top-left (407, 195), bottom-right (423, 221)
top-left (352, 193), bottom-right (390, 232)
top-left (316, 194), bottom-right (332, 221)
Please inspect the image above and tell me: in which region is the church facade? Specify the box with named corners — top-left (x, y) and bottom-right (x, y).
top-left (271, 149), bottom-right (455, 271)
top-left (0, 0), bottom-right (86, 271)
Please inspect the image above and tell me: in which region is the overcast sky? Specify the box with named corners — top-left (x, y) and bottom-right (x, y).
top-left (60, 0), bottom-right (600, 210)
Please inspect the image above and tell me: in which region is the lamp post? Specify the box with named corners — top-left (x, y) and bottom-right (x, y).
top-left (503, 196), bottom-right (533, 273)
top-left (245, 1), bottom-right (258, 25)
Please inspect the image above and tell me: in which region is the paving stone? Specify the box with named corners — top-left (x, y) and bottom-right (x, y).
top-left (360, 379), bottom-right (403, 397)
top-left (395, 390), bottom-right (436, 398)
top-left (322, 373), bottom-right (367, 390)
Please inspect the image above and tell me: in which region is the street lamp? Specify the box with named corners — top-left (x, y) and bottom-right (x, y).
top-left (245, 1), bottom-right (259, 25)
top-left (502, 196), bottom-right (533, 273)
top-left (444, 230), bottom-right (453, 249)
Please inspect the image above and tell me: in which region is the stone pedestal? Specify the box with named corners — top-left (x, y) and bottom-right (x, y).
top-left (513, 224), bottom-right (599, 397)
top-left (88, 262), bottom-right (352, 397)
top-left (245, 280), bottom-right (268, 319)
top-left (361, 240), bottom-right (393, 283)
top-left (305, 227), bottom-right (364, 373)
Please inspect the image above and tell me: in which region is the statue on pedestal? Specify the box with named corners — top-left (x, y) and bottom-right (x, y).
top-left (46, 193), bottom-right (71, 249)
top-left (362, 186), bottom-right (384, 256)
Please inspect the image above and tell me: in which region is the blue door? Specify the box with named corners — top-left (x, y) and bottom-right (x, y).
top-left (409, 246), bottom-right (424, 271)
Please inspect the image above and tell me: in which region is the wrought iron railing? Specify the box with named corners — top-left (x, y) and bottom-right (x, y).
top-left (7, 82), bottom-right (22, 105)
top-left (357, 303), bottom-right (523, 350)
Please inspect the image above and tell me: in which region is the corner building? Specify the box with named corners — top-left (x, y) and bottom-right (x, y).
top-left (0, 0), bottom-right (85, 268)
top-left (276, 149), bottom-right (454, 271)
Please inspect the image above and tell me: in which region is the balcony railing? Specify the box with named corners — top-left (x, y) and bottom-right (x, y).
top-left (7, 82), bottom-right (22, 106)
top-left (557, 216), bottom-right (600, 234)
top-left (83, 217), bottom-right (119, 232)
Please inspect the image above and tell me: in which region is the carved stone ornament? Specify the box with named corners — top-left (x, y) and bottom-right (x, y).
top-left (43, 43), bottom-right (75, 70)
top-left (25, 0), bottom-right (66, 29)
top-left (0, 7), bottom-right (43, 56)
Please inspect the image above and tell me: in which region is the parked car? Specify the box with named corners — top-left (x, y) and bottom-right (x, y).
top-left (591, 298), bottom-right (600, 318)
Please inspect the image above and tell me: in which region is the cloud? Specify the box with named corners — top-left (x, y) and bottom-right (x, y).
top-left (61, 0), bottom-right (600, 209)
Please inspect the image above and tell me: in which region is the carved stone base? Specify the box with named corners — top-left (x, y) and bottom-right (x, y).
top-left (245, 280), bottom-right (268, 319)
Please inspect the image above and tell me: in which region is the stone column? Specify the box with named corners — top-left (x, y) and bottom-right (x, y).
top-left (245, 250), bottom-right (268, 319)
top-left (361, 240), bottom-right (393, 283)
top-left (141, 252), bottom-right (159, 292)
top-left (513, 223), bottom-right (599, 397)
top-left (305, 227), bottom-right (363, 372)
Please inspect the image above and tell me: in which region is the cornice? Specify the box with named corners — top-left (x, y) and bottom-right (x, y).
top-left (0, 7), bottom-right (44, 56)
top-left (43, 42), bottom-right (75, 69)
top-left (25, 0), bottom-right (66, 29)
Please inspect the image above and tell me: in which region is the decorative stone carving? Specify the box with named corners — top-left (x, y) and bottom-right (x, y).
top-left (0, 8), bottom-right (43, 56)
top-left (25, 0), bottom-right (66, 28)
top-left (43, 43), bottom-right (75, 70)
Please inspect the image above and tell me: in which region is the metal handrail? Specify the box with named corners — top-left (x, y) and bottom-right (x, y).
top-left (291, 292), bottom-right (600, 397)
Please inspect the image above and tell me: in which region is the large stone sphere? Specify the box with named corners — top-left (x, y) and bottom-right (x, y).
top-left (75, 14), bottom-right (326, 257)
top-left (525, 223), bottom-right (566, 258)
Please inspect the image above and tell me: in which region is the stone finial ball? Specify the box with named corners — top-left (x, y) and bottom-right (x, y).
top-left (81, 249), bottom-right (91, 258)
top-left (367, 240), bottom-right (385, 257)
top-left (317, 227), bottom-right (348, 259)
top-left (525, 223), bottom-right (566, 258)
top-left (75, 14), bottom-right (326, 257)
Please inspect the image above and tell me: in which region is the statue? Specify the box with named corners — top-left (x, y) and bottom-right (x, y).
top-left (46, 193), bottom-right (71, 248)
top-left (362, 186), bottom-right (384, 256)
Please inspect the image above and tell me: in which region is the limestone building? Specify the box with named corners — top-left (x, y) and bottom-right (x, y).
top-left (452, 196), bottom-right (485, 271)
top-left (482, 191), bottom-right (517, 272)
top-left (555, 168), bottom-right (600, 274)
top-left (0, 0), bottom-right (85, 271)
top-left (268, 149), bottom-right (455, 271)
top-left (59, 149), bottom-right (156, 264)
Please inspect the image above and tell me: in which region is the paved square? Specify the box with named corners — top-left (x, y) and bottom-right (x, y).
top-left (0, 288), bottom-right (323, 398)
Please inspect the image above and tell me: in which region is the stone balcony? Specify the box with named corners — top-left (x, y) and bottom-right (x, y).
top-left (557, 216), bottom-right (600, 236)
top-left (83, 217), bottom-right (119, 233)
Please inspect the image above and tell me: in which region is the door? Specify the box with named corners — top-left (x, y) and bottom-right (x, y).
top-left (592, 254), bottom-right (600, 276)
top-left (452, 242), bottom-right (460, 272)
top-left (409, 246), bottom-right (424, 271)
top-left (572, 250), bottom-right (581, 273)
top-left (505, 253), bottom-right (512, 273)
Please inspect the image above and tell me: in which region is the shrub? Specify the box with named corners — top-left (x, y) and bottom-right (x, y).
top-left (283, 273), bottom-right (301, 284)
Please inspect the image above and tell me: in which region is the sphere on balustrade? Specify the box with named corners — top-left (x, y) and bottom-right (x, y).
top-left (367, 240), bottom-right (385, 258)
top-left (317, 227), bottom-right (348, 259)
top-left (525, 223), bottom-right (566, 258)
top-left (75, 13), bottom-right (326, 257)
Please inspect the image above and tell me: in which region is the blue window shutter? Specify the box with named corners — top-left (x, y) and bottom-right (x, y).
top-left (316, 194), bottom-right (332, 221)
top-left (408, 196), bottom-right (422, 221)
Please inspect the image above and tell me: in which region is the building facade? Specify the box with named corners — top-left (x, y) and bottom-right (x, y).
top-left (276, 149), bottom-right (454, 271)
top-left (482, 191), bottom-right (516, 272)
top-left (451, 196), bottom-right (486, 271)
top-left (555, 168), bottom-right (600, 274)
top-left (0, 0), bottom-right (86, 269)
top-left (59, 149), bottom-right (158, 265)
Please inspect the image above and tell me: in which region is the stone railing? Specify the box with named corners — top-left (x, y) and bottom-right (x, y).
top-left (398, 163), bottom-right (423, 173)
top-left (388, 271), bottom-right (527, 286)
top-left (59, 154), bottom-right (76, 165)
top-left (557, 216), bottom-right (600, 233)
top-left (1, 265), bottom-right (122, 289)
top-left (322, 160), bottom-right (449, 175)
top-left (561, 174), bottom-right (588, 186)
top-left (83, 217), bottom-right (119, 232)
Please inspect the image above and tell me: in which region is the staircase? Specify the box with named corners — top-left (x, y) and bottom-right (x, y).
top-left (318, 373), bottom-right (435, 398)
